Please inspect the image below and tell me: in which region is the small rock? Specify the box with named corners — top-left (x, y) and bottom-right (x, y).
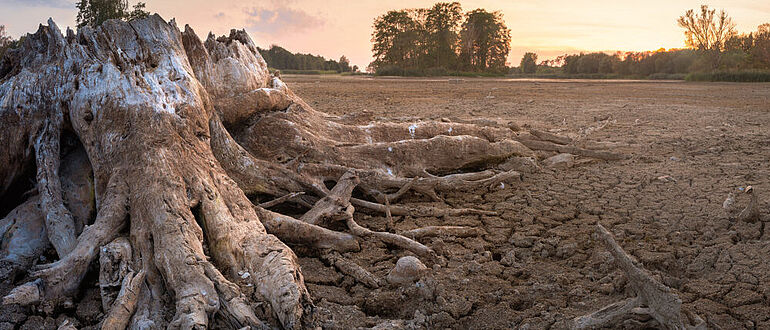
top-left (387, 256), bottom-right (427, 285)
top-left (542, 153), bottom-right (574, 169)
top-left (509, 233), bottom-right (535, 248)
top-left (500, 250), bottom-right (517, 266)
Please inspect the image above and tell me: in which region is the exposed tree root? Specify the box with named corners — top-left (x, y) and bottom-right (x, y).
top-left (529, 128), bottom-right (572, 145)
top-left (517, 138), bottom-right (627, 161)
top-left (0, 197), bottom-right (49, 282)
top-left (319, 251), bottom-right (382, 289)
top-left (255, 206), bottom-right (360, 253)
top-left (34, 114), bottom-right (78, 257)
top-left (201, 261), bottom-right (268, 330)
top-left (258, 192), bottom-right (305, 208)
top-left (102, 270), bottom-right (145, 330)
top-left (99, 237), bottom-right (133, 311)
top-left (571, 224), bottom-right (705, 329)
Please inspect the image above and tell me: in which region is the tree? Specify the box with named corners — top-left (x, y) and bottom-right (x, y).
top-left (520, 52), bottom-right (537, 74)
top-left (76, 0), bottom-right (149, 27)
top-left (458, 9), bottom-right (511, 72)
top-left (371, 9), bottom-right (426, 70)
top-left (0, 25), bottom-right (14, 60)
top-left (424, 2), bottom-right (463, 69)
top-left (677, 5), bottom-right (736, 52)
top-left (338, 55), bottom-right (351, 72)
top-left (752, 23), bottom-right (770, 69)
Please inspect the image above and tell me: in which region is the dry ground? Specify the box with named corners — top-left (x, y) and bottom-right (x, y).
top-left (285, 75), bottom-right (770, 329)
top-left (2, 76), bottom-right (769, 329)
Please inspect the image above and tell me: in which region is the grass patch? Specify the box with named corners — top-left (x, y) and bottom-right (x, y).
top-left (685, 70), bottom-right (770, 82)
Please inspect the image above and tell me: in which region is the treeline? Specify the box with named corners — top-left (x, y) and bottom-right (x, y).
top-left (519, 6), bottom-right (770, 82)
top-left (258, 45), bottom-right (356, 73)
top-left (369, 2), bottom-right (510, 76)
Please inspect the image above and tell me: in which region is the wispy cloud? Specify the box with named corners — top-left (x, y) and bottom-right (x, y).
top-left (0, 0), bottom-right (73, 9)
top-left (243, 6), bottom-right (324, 35)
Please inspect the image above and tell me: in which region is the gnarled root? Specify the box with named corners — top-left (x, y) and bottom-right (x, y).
top-left (4, 173), bottom-right (128, 309)
top-left (346, 217), bottom-right (434, 260)
top-left (201, 261), bottom-right (268, 330)
top-left (517, 138), bottom-right (627, 161)
top-left (34, 114), bottom-right (78, 257)
top-left (0, 197), bottom-right (49, 282)
top-left (255, 205), bottom-right (360, 253)
top-left (571, 224), bottom-right (705, 329)
top-left (319, 251), bottom-right (382, 289)
top-left (102, 270), bottom-right (146, 330)
top-left (197, 172), bottom-right (313, 329)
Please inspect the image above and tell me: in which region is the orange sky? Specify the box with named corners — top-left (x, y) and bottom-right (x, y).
top-left (1, 0), bottom-right (769, 68)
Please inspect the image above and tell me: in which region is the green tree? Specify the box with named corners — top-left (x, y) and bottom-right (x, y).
top-left (424, 2), bottom-right (462, 69)
top-left (338, 55), bottom-right (351, 72)
top-left (519, 52), bottom-right (537, 74)
top-left (458, 9), bottom-right (510, 72)
top-left (752, 23), bottom-right (770, 69)
top-left (76, 0), bottom-right (150, 27)
top-left (371, 9), bottom-right (426, 70)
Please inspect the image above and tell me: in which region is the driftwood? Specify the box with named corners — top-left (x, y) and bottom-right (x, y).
top-left (571, 224), bottom-right (705, 329)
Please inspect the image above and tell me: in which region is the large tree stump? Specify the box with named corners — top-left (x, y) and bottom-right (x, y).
top-left (0, 16), bottom-right (626, 328)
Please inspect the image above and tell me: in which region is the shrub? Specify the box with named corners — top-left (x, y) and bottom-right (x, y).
top-left (685, 70), bottom-right (770, 82)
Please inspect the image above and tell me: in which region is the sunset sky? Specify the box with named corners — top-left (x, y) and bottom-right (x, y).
top-left (1, 0), bottom-right (769, 68)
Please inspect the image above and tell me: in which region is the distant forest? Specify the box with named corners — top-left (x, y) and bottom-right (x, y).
top-left (520, 6), bottom-right (770, 81)
top-left (257, 45), bottom-right (356, 73)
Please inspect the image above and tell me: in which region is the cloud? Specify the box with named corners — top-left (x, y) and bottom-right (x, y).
top-left (243, 6), bottom-right (324, 35)
top-left (0, 0), bottom-right (73, 9)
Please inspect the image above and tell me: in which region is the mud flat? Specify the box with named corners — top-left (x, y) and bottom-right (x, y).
top-left (284, 75), bottom-right (770, 329)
